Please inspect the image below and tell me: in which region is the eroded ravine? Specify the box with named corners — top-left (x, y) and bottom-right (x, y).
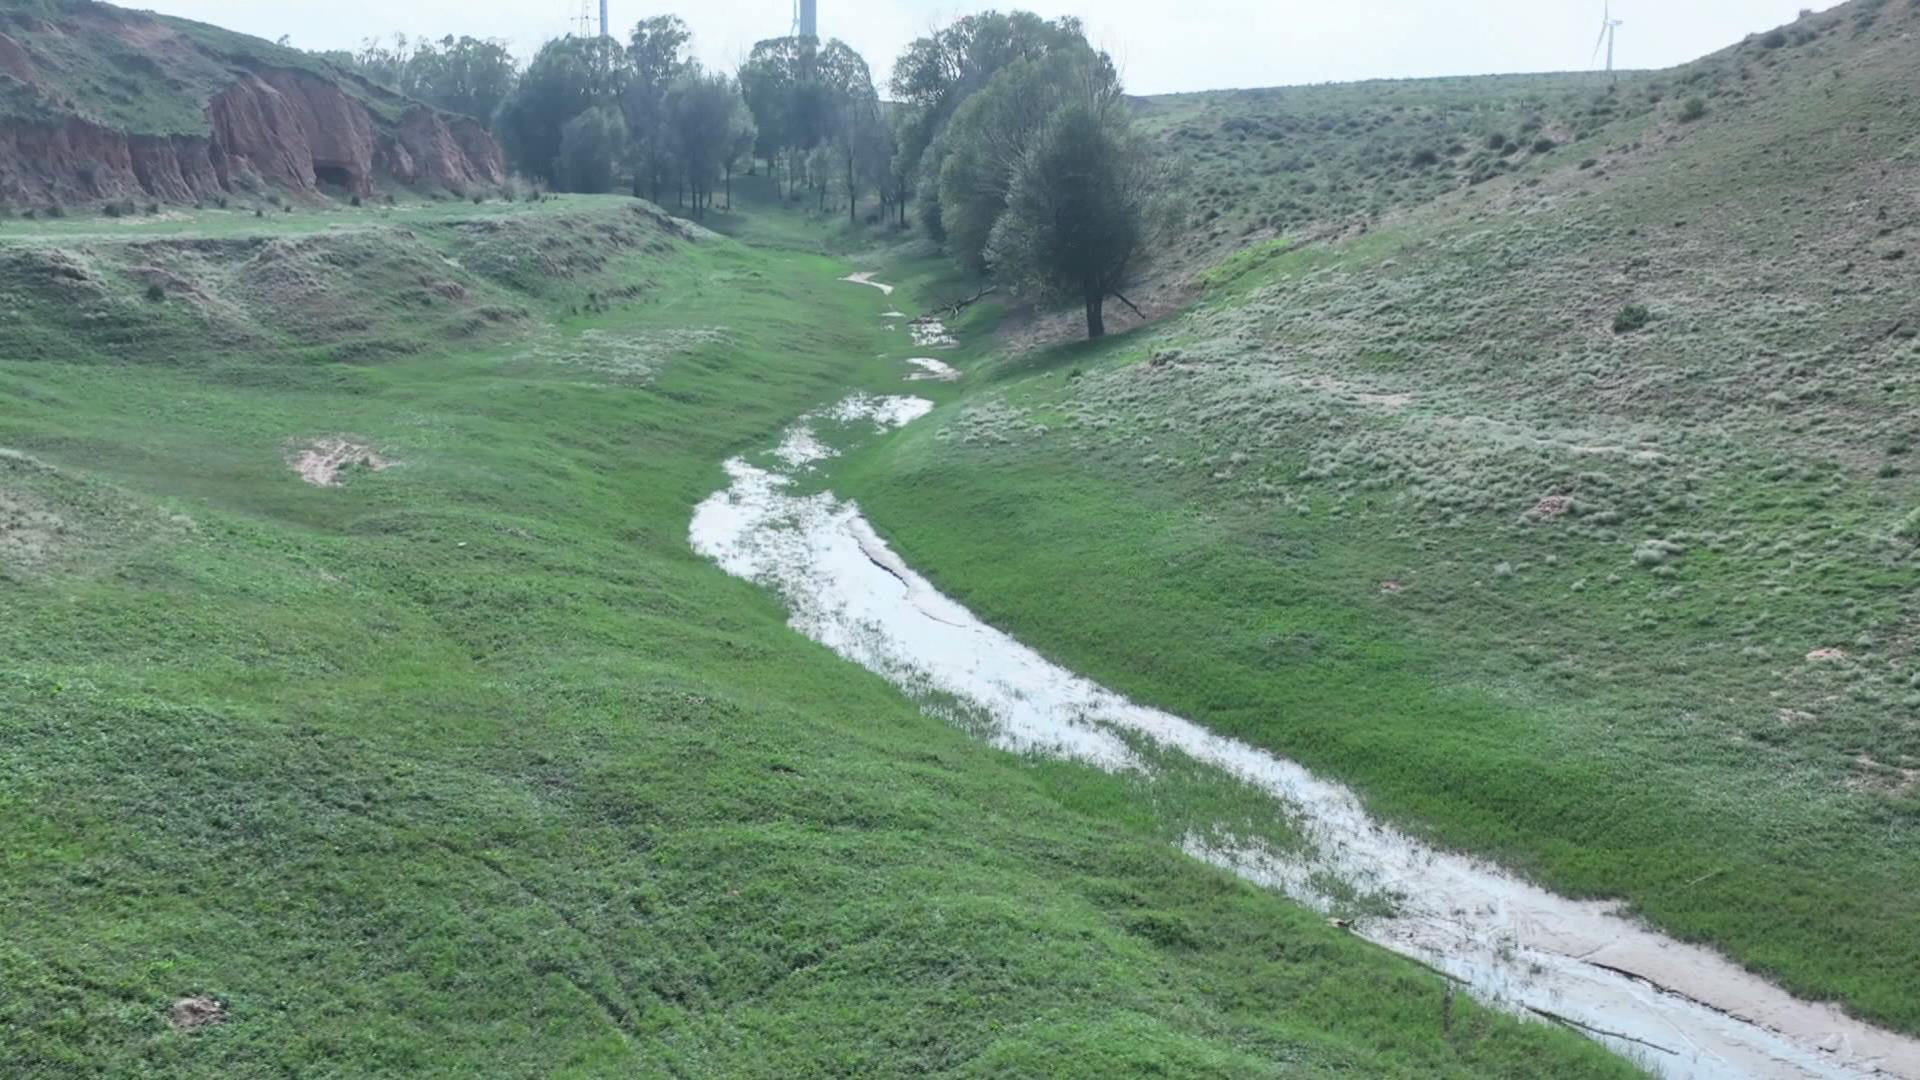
top-left (688, 280), bottom-right (1920, 1080)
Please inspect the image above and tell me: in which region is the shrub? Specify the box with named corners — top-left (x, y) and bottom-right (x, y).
top-left (1896, 509), bottom-right (1920, 542)
top-left (471, 193), bottom-right (484, 205)
top-left (254, 208), bottom-right (265, 218)
top-left (1759, 27), bottom-right (1789, 48)
top-left (145, 201), bottom-right (159, 215)
top-left (44, 203), bottom-right (63, 219)
top-left (1679, 97), bottom-right (1709, 123)
top-left (216, 195), bottom-right (229, 209)
top-left (1613, 304), bottom-right (1653, 334)
top-left (1531, 136), bottom-right (1557, 153)
top-left (1486, 132), bottom-right (1508, 151)
top-left (1409, 148), bottom-right (1440, 167)
top-left (144, 282), bottom-right (165, 303)
top-left (103, 201), bottom-right (125, 218)
top-left (349, 194), bottom-right (362, 208)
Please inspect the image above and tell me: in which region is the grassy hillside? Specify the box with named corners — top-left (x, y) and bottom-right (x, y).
top-left (844, 0), bottom-right (1920, 1033)
top-left (1140, 0), bottom-right (1902, 267)
top-left (0, 196), bottom-right (1632, 1074)
top-left (0, 0), bottom-right (405, 134)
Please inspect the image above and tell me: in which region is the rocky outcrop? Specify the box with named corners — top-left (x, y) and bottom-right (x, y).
top-left (0, 65), bottom-right (505, 206)
top-left (381, 107), bottom-right (509, 193)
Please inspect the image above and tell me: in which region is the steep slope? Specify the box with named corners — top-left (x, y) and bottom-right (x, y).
top-left (845, 0), bottom-right (1920, 1036)
top-left (0, 0), bottom-right (502, 207)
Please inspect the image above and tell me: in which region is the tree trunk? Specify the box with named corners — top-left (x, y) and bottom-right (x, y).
top-left (1085, 292), bottom-right (1106, 339)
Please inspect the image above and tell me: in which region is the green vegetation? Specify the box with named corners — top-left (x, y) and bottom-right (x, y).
top-left (323, 33), bottom-right (519, 123)
top-left (1611, 303), bottom-right (1652, 334)
top-left (843, 0), bottom-right (1920, 1035)
top-left (0, 192), bottom-right (1632, 1074)
top-left (738, 34), bottom-right (890, 218)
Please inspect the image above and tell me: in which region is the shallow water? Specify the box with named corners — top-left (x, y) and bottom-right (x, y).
top-left (690, 395), bottom-right (1920, 1079)
top-left (689, 282), bottom-right (1920, 1079)
top-left (904, 357), bottom-right (961, 382)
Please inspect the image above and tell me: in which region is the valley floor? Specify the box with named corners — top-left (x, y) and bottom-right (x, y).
top-left (0, 197), bottom-right (1632, 1076)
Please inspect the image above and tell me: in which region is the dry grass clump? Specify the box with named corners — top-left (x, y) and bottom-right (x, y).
top-left (517, 326), bottom-right (732, 385)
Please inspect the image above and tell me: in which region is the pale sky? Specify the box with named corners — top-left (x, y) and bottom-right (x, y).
top-left (133, 0), bottom-right (1845, 96)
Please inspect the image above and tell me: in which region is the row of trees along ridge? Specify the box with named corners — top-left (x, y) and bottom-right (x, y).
top-left (333, 10), bottom-right (1172, 333)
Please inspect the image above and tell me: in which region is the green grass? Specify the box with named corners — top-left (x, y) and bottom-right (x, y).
top-left (1136, 1), bottom-right (1886, 270)
top-left (840, 0), bottom-right (1920, 1035)
top-left (0, 198), bottom-right (1633, 1075)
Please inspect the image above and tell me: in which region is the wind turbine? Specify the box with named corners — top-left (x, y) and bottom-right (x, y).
top-left (1592, 0), bottom-right (1625, 74)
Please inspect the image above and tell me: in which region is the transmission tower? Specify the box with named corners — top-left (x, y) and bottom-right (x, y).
top-left (792, 0), bottom-right (817, 39)
top-left (570, 0), bottom-right (609, 38)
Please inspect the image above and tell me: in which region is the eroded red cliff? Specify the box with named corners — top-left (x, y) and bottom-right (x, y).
top-left (0, 38), bottom-right (505, 206)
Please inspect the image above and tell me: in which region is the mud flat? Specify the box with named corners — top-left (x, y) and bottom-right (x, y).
top-left (691, 388), bottom-right (1920, 1080)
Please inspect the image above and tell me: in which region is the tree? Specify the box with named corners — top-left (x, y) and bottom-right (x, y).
top-left (738, 37), bottom-right (807, 190)
top-left (559, 106), bottom-right (628, 194)
top-left (722, 95), bottom-right (758, 210)
top-left (737, 36), bottom-right (880, 206)
top-left (839, 94), bottom-right (893, 223)
top-left (889, 12), bottom-right (1093, 228)
top-left (331, 34), bottom-right (518, 123)
top-left (665, 67), bottom-right (749, 218)
top-left (937, 45), bottom-right (1118, 271)
top-left (986, 99), bottom-right (1172, 339)
top-left (495, 35), bottom-right (631, 187)
top-left (407, 36), bottom-right (519, 122)
top-left (622, 16), bottom-right (693, 201)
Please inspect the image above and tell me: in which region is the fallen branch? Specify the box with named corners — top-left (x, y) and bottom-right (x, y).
top-left (1525, 1006), bottom-right (1678, 1056)
top-left (1111, 291), bottom-right (1148, 320)
top-left (938, 286), bottom-right (997, 317)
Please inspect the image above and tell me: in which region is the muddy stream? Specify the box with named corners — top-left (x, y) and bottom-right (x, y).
top-left (689, 280), bottom-right (1920, 1080)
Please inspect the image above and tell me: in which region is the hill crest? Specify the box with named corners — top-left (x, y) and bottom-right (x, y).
top-left (0, 0), bottom-right (504, 206)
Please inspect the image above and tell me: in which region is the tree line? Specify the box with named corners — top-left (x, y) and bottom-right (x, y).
top-left (330, 10), bottom-right (1172, 335)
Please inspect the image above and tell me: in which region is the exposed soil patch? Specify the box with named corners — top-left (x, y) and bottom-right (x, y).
top-left (1530, 495), bottom-right (1573, 520)
top-left (1806, 648), bottom-right (1850, 664)
top-left (0, 487), bottom-right (66, 573)
top-left (289, 438), bottom-right (392, 488)
top-left (1849, 756), bottom-right (1919, 797)
top-left (168, 996), bottom-right (225, 1031)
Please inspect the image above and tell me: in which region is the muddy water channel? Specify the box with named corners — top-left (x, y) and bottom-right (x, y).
top-left (690, 293), bottom-right (1920, 1080)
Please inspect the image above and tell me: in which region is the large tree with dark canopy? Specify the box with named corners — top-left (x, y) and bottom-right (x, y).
top-left (621, 15), bottom-right (693, 201)
top-left (494, 35), bottom-right (631, 188)
top-left (888, 12), bottom-right (1092, 231)
top-left (986, 97), bottom-right (1171, 339)
top-left (936, 45), bottom-right (1119, 273)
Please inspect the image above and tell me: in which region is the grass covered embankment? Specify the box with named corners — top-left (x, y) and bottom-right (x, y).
top-left (840, 2), bottom-right (1920, 1034)
top-left (0, 196), bottom-right (1630, 1075)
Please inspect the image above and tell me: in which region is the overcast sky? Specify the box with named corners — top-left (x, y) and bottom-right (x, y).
top-left (133, 0), bottom-right (1843, 96)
